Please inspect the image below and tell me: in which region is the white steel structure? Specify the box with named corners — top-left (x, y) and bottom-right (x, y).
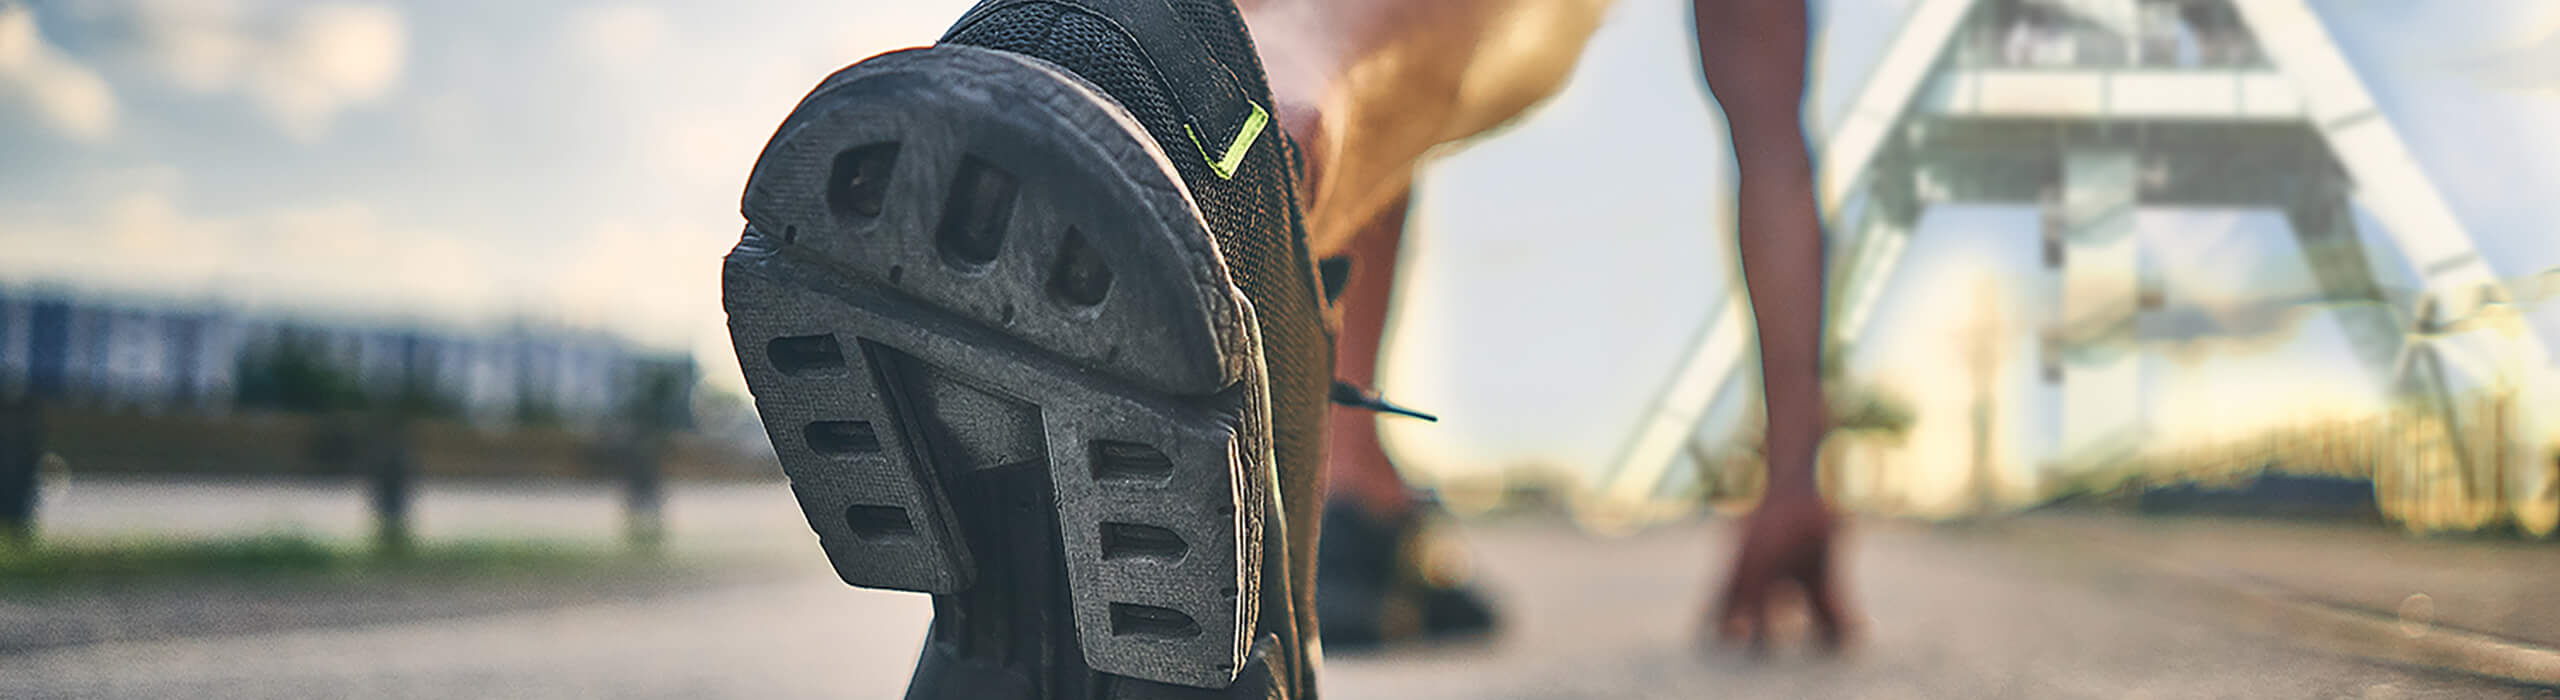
top-left (1596, 0), bottom-right (2558, 534)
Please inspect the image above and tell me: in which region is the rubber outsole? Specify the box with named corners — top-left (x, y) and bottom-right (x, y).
top-left (724, 46), bottom-right (1275, 693)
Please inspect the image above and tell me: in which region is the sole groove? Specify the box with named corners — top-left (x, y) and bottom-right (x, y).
top-left (845, 504), bottom-right (918, 537)
top-left (937, 156), bottom-right (1019, 268)
top-left (1109, 603), bottom-right (1203, 640)
top-left (805, 420), bottom-right (883, 456)
top-left (1048, 226), bottom-right (1113, 308)
top-left (1100, 522), bottom-right (1190, 563)
top-left (766, 333), bottom-right (846, 376)
top-left (1091, 440), bottom-right (1175, 486)
top-left (826, 143), bottom-right (900, 219)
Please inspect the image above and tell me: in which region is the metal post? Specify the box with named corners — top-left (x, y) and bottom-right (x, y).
top-left (616, 362), bottom-right (689, 554)
top-left (369, 415), bottom-right (415, 556)
top-left (621, 432), bottom-right (666, 554)
top-left (0, 398), bottom-right (41, 545)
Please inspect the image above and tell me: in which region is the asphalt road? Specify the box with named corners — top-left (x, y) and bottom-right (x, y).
top-left (1, 479), bottom-right (2545, 699)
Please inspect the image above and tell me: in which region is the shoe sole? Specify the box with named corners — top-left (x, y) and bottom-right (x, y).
top-left (724, 46), bottom-right (1273, 693)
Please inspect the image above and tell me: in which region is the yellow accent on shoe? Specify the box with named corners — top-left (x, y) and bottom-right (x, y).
top-left (1186, 102), bottom-right (1268, 180)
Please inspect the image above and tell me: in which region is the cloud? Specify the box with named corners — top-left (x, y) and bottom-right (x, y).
top-left (2463, 27), bottom-right (2560, 93)
top-left (70, 0), bottom-right (406, 140)
top-left (563, 5), bottom-right (671, 69)
top-left (0, 180), bottom-right (527, 326)
top-left (254, 201), bottom-right (517, 315)
top-left (0, 190), bottom-right (221, 281)
top-left (253, 4), bottom-right (404, 138)
top-left (546, 218), bottom-right (728, 350)
top-left (2143, 294), bottom-right (2376, 366)
top-left (95, 0), bottom-right (251, 92)
top-left (0, 2), bottom-right (119, 141)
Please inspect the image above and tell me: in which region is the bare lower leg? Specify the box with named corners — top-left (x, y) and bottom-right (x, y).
top-left (1237, 0), bottom-right (1608, 519)
top-left (1324, 192), bottom-right (1417, 518)
top-left (1238, 0), bottom-right (1612, 256)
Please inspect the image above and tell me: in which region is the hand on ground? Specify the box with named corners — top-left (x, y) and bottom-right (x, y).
top-left (1709, 492), bottom-right (1854, 652)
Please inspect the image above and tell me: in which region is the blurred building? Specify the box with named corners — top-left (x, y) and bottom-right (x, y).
top-left (0, 287), bottom-right (692, 433)
top-left (1594, 0), bottom-right (2558, 533)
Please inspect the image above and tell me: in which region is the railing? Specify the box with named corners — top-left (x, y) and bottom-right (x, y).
top-left (1954, 14), bottom-right (2266, 70)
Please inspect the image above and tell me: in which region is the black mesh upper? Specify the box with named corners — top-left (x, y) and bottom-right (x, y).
top-left (939, 0), bottom-right (1332, 691)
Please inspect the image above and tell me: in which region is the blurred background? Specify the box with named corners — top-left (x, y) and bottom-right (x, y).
top-left (3, 0), bottom-right (2558, 697)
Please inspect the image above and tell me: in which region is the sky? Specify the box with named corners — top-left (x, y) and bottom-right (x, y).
top-left (2, 0), bottom-right (2556, 502)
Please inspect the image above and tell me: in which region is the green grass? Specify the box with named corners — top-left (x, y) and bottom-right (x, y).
top-left (0, 533), bottom-right (637, 588)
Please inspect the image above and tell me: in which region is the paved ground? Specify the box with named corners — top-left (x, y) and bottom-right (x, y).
top-left (1, 479), bottom-right (2550, 698)
top-left (2019, 513), bottom-right (2560, 649)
